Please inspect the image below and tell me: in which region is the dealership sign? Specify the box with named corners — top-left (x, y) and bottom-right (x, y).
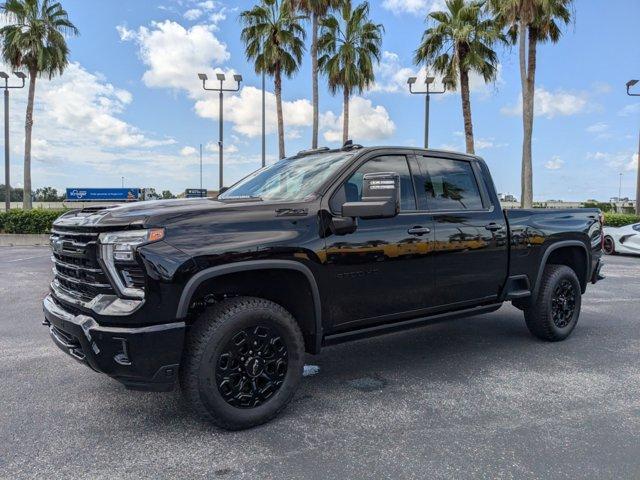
top-left (185, 188), bottom-right (207, 198)
top-left (66, 188), bottom-right (140, 202)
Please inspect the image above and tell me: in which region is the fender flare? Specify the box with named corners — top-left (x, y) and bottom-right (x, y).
top-left (532, 240), bottom-right (590, 298)
top-left (176, 260), bottom-right (323, 352)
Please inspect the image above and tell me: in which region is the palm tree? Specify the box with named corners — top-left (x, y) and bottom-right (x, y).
top-left (490, 0), bottom-right (572, 208)
top-left (414, 0), bottom-right (503, 155)
top-left (0, 0), bottom-right (78, 210)
top-left (241, 0), bottom-right (306, 159)
top-left (288, 0), bottom-right (342, 149)
top-left (318, 0), bottom-right (383, 144)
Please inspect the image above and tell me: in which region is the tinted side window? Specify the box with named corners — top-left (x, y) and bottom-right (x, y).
top-left (331, 155), bottom-right (416, 212)
top-left (415, 156), bottom-right (484, 211)
top-left (633, 224), bottom-right (640, 232)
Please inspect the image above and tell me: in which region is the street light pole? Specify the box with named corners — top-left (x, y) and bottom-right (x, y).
top-left (626, 79), bottom-right (639, 215)
top-left (1, 71), bottom-right (26, 212)
top-left (619, 172), bottom-right (623, 200)
top-left (199, 143), bottom-right (203, 190)
top-left (198, 72), bottom-right (242, 192)
top-left (408, 75), bottom-right (447, 149)
top-left (121, 176), bottom-right (124, 188)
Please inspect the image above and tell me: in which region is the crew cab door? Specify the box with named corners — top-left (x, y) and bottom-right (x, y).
top-left (323, 153), bottom-right (436, 329)
top-left (412, 154), bottom-right (508, 307)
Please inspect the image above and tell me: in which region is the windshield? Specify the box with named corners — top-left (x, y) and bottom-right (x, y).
top-left (219, 151), bottom-right (354, 201)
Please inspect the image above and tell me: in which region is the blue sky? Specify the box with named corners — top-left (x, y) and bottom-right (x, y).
top-left (1, 0), bottom-right (639, 201)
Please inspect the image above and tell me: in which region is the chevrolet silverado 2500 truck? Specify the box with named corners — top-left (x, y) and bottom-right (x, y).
top-left (43, 145), bottom-right (604, 429)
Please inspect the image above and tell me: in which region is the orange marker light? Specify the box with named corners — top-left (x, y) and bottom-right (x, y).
top-left (148, 228), bottom-right (165, 243)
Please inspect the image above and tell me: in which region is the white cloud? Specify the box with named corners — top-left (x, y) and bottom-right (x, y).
top-left (39, 62), bottom-right (173, 149)
top-left (118, 20), bottom-right (230, 96)
top-left (586, 122), bottom-right (608, 133)
top-left (476, 137), bottom-right (507, 150)
top-left (321, 97), bottom-right (396, 143)
top-left (180, 146), bottom-right (198, 156)
top-left (381, 0), bottom-right (446, 16)
top-left (588, 151), bottom-right (638, 172)
top-left (118, 20), bottom-right (315, 140)
top-left (184, 9), bottom-right (203, 20)
top-left (618, 103), bottom-right (640, 117)
top-left (501, 87), bottom-right (588, 118)
top-left (545, 156), bottom-right (564, 170)
top-left (371, 50), bottom-right (502, 96)
top-left (195, 86), bottom-right (314, 139)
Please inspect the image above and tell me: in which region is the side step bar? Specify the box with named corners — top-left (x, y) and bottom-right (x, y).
top-left (323, 303), bottom-right (502, 347)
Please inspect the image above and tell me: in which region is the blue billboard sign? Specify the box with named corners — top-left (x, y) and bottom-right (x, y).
top-left (66, 188), bottom-right (140, 202)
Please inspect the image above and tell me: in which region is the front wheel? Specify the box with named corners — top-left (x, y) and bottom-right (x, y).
top-left (180, 296), bottom-right (305, 430)
top-left (524, 265), bottom-right (582, 341)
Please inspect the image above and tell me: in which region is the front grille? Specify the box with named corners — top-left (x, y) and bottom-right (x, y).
top-left (50, 228), bottom-right (115, 305)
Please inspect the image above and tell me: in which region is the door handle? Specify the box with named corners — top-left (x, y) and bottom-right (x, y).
top-left (407, 226), bottom-right (431, 236)
top-left (485, 223), bottom-right (503, 232)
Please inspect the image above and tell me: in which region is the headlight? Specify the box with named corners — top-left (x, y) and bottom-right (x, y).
top-left (99, 229), bottom-right (164, 299)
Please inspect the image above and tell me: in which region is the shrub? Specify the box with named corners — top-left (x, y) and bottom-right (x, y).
top-left (603, 213), bottom-right (640, 228)
top-left (0, 209), bottom-right (67, 234)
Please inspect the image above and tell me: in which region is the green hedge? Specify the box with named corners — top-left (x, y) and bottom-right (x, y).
top-left (603, 213), bottom-right (640, 228)
top-left (0, 209), bottom-right (67, 234)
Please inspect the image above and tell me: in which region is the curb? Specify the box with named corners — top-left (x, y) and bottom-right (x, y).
top-left (0, 234), bottom-right (51, 247)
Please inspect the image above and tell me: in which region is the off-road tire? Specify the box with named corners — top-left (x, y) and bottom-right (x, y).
top-left (524, 265), bottom-right (582, 342)
top-left (180, 296), bottom-right (305, 430)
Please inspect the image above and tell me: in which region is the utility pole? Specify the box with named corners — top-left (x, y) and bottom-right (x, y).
top-left (0, 71), bottom-right (26, 211)
top-left (198, 73), bottom-right (242, 192)
top-left (199, 143), bottom-right (203, 190)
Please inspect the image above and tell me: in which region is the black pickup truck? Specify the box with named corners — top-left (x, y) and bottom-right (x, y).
top-left (44, 145), bottom-right (604, 429)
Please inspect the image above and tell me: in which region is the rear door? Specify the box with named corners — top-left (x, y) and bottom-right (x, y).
top-left (413, 154), bottom-right (508, 307)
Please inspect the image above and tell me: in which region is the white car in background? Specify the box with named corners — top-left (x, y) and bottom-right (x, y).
top-left (603, 223), bottom-right (640, 255)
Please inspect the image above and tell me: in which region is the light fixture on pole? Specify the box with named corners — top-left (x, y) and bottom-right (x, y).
top-left (626, 79), bottom-right (639, 215)
top-left (198, 72), bottom-right (242, 192)
top-left (1, 71), bottom-right (26, 211)
top-left (408, 75), bottom-right (447, 148)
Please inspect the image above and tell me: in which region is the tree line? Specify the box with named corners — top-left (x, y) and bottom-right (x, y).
top-left (1, 0), bottom-right (573, 211)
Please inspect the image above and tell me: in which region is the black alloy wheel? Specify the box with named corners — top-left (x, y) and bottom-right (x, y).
top-left (551, 279), bottom-right (576, 328)
top-left (216, 325), bottom-right (288, 408)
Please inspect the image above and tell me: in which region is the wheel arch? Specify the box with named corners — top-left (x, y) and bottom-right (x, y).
top-left (177, 260), bottom-right (323, 354)
top-left (533, 241), bottom-right (590, 298)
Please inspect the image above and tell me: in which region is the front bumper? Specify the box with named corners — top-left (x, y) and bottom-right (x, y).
top-left (43, 294), bottom-right (185, 391)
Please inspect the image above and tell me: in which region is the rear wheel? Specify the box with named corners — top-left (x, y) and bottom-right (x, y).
top-left (524, 265), bottom-right (581, 341)
top-left (603, 236), bottom-right (616, 255)
top-left (180, 296), bottom-right (305, 430)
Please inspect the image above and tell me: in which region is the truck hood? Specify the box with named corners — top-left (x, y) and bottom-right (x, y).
top-left (53, 197), bottom-right (309, 229)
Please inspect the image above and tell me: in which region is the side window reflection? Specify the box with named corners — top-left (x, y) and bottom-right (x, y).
top-left (416, 157), bottom-right (484, 211)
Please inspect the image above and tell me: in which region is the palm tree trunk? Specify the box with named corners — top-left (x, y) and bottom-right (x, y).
top-left (342, 87), bottom-right (350, 145)
top-left (519, 20), bottom-right (533, 209)
top-left (23, 68), bottom-right (37, 210)
top-left (311, 12), bottom-right (319, 149)
top-left (274, 65), bottom-right (285, 159)
top-left (521, 26), bottom-right (537, 209)
top-left (459, 66), bottom-right (475, 155)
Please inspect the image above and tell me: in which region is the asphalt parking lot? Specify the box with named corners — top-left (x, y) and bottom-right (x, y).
top-left (1, 247), bottom-right (639, 479)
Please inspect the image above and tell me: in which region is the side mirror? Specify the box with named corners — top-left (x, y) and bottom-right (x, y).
top-left (342, 172), bottom-right (400, 219)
